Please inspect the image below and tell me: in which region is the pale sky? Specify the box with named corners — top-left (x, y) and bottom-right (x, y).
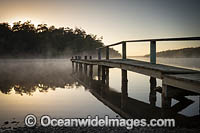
top-left (0, 0), bottom-right (200, 56)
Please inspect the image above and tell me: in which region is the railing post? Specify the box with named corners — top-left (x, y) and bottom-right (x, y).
top-left (98, 49), bottom-right (101, 60)
top-left (106, 46), bottom-right (109, 60)
top-left (150, 41), bottom-right (156, 64)
top-left (122, 42), bottom-right (126, 59)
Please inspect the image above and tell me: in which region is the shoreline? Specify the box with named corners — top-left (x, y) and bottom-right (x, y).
top-left (1, 126), bottom-right (200, 133)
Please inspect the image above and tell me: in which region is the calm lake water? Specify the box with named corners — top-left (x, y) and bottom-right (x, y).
top-left (0, 57), bottom-right (200, 129)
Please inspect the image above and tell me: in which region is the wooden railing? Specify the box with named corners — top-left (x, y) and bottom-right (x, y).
top-left (96, 37), bottom-right (200, 64)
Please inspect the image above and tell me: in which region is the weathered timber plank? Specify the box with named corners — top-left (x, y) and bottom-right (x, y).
top-left (110, 59), bottom-right (198, 74)
top-left (163, 73), bottom-right (200, 93)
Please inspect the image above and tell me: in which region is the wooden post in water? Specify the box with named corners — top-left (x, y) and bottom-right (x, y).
top-left (89, 56), bottom-right (92, 60)
top-left (150, 41), bottom-right (156, 64)
top-left (161, 83), bottom-right (172, 118)
top-left (79, 63), bottom-right (83, 73)
top-left (84, 64), bottom-right (87, 75)
top-left (122, 42), bottom-right (126, 59)
top-left (121, 69), bottom-right (128, 109)
top-left (84, 56), bottom-right (87, 74)
top-left (105, 67), bottom-right (109, 87)
top-left (72, 61), bottom-right (74, 73)
top-left (89, 64), bottom-right (93, 79)
top-left (98, 65), bottom-right (101, 80)
top-left (102, 66), bottom-right (106, 84)
top-left (98, 49), bottom-right (101, 60)
top-left (101, 66), bottom-right (106, 97)
top-left (149, 77), bottom-right (157, 106)
top-left (88, 64), bottom-right (93, 87)
top-left (162, 83), bottom-right (172, 109)
top-left (106, 46), bottom-right (109, 60)
top-left (78, 56), bottom-right (82, 73)
top-left (75, 62), bottom-right (78, 72)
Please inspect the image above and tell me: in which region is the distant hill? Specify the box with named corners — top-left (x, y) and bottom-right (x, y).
top-left (144, 47), bottom-right (200, 58)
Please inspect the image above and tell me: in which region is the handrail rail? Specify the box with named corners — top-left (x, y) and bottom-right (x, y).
top-left (97, 36), bottom-right (200, 49)
top-left (95, 36), bottom-right (200, 64)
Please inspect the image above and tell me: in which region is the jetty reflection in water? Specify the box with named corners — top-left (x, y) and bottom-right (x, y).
top-left (72, 62), bottom-right (200, 128)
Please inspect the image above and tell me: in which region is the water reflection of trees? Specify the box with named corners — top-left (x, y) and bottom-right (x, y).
top-left (0, 60), bottom-right (81, 95)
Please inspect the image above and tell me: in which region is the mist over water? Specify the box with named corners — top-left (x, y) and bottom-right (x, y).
top-left (0, 59), bottom-right (73, 94)
top-left (0, 57), bottom-right (199, 129)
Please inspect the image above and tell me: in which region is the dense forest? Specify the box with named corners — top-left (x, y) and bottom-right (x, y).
top-left (0, 21), bottom-right (120, 58)
top-left (144, 47), bottom-right (200, 58)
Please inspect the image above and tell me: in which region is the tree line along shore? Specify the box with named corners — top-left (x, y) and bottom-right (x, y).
top-left (0, 21), bottom-right (120, 58)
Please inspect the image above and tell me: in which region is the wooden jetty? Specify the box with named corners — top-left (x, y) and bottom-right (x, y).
top-left (71, 37), bottom-right (200, 94)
